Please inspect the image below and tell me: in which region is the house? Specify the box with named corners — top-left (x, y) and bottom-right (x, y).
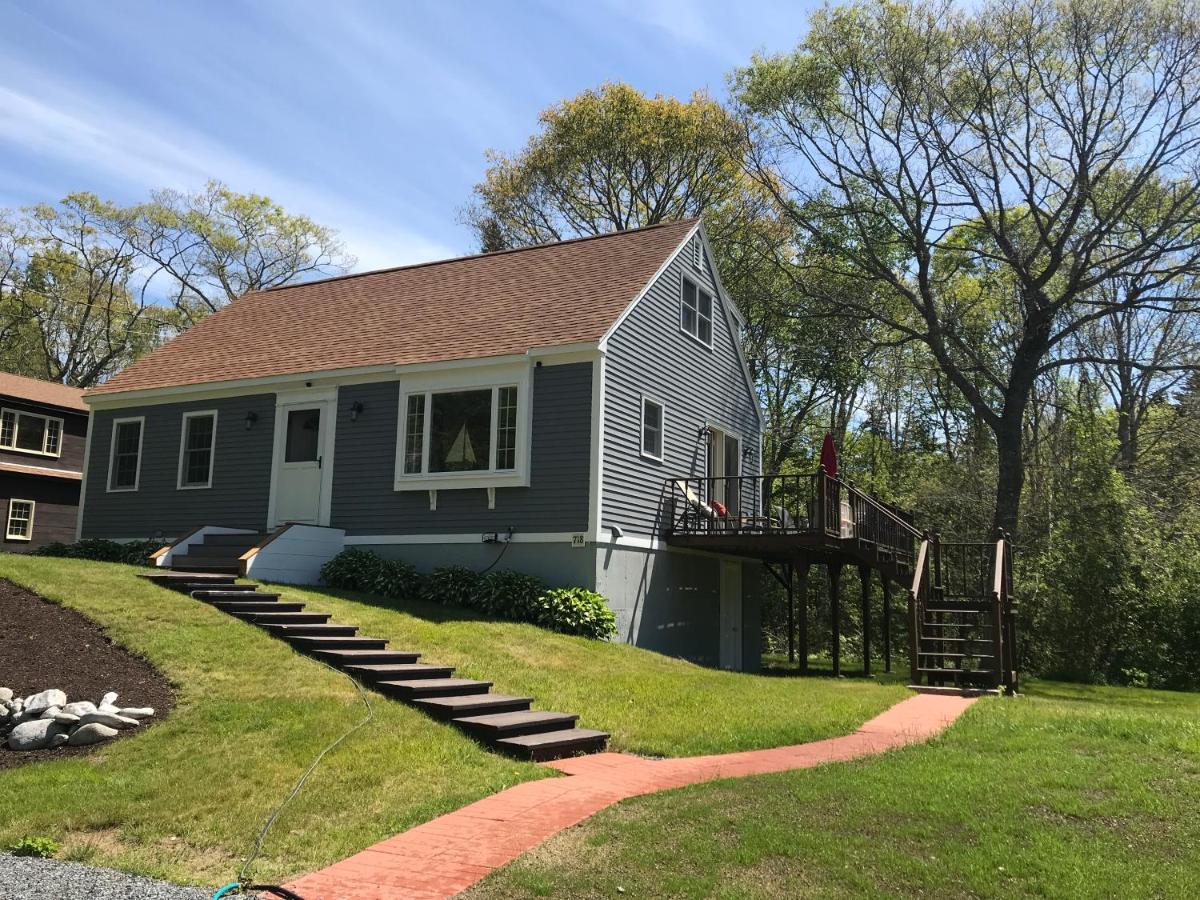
top-left (1, 372), bottom-right (88, 552)
top-left (78, 220), bottom-right (766, 670)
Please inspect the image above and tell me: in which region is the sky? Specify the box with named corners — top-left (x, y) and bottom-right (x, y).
top-left (0, 0), bottom-right (818, 273)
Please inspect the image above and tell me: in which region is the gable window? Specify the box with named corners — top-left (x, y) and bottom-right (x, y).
top-left (693, 235), bottom-right (703, 269)
top-left (107, 417), bottom-right (144, 492)
top-left (641, 397), bottom-right (664, 461)
top-left (680, 277), bottom-right (714, 347)
top-left (5, 499), bottom-right (34, 541)
top-left (177, 411), bottom-right (217, 489)
top-left (0, 408), bottom-right (64, 458)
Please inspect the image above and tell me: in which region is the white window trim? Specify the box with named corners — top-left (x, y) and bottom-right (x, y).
top-left (176, 409), bottom-right (218, 490)
top-left (679, 274), bottom-right (715, 350)
top-left (693, 235), bottom-right (703, 269)
top-left (640, 395), bottom-right (665, 462)
top-left (0, 407), bottom-right (65, 458)
top-left (393, 362), bottom-right (533, 492)
top-left (5, 498), bottom-right (34, 541)
top-left (106, 415), bottom-right (145, 493)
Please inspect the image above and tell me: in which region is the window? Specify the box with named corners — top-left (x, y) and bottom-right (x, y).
top-left (284, 408), bottom-right (321, 463)
top-left (107, 417), bottom-right (144, 492)
top-left (5, 499), bottom-right (34, 541)
top-left (177, 411), bottom-right (217, 489)
top-left (399, 384), bottom-right (521, 480)
top-left (681, 277), bottom-right (714, 347)
top-left (0, 408), bottom-right (64, 458)
top-left (641, 397), bottom-right (664, 461)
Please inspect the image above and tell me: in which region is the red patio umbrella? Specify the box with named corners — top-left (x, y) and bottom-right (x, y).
top-left (818, 432), bottom-right (839, 478)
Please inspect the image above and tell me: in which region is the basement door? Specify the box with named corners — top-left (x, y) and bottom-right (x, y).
top-left (719, 559), bottom-right (743, 670)
top-left (271, 401), bottom-right (330, 526)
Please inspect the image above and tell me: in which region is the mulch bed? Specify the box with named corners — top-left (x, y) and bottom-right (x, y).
top-left (0, 578), bottom-right (174, 769)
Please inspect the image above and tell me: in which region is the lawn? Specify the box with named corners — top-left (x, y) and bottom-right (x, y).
top-left (0, 554), bottom-right (903, 888)
top-left (466, 680), bottom-right (1200, 900)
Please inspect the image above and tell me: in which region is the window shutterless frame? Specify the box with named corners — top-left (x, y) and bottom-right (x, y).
top-left (106, 416), bottom-right (145, 492)
top-left (640, 395), bottom-right (665, 462)
top-left (5, 498), bottom-right (34, 541)
top-left (679, 274), bottom-right (714, 349)
top-left (0, 407), bottom-right (65, 458)
top-left (176, 410), bottom-right (218, 489)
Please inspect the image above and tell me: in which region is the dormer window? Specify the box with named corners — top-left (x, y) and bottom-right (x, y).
top-left (680, 276), bottom-right (714, 347)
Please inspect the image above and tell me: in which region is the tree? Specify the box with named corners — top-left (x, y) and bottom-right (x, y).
top-left (734, 0), bottom-right (1200, 536)
top-left (120, 180), bottom-right (355, 326)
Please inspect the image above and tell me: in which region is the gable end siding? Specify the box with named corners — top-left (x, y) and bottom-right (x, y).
top-left (601, 248), bottom-right (760, 537)
top-left (331, 362), bottom-right (593, 535)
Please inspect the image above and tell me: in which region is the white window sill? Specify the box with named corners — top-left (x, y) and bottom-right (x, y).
top-left (394, 471), bottom-right (528, 492)
top-left (1, 446), bottom-right (63, 460)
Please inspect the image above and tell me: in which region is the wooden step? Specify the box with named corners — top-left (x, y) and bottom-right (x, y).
top-left (212, 601), bottom-right (307, 614)
top-left (186, 543), bottom-right (254, 558)
top-left (194, 590), bottom-right (281, 602)
top-left (412, 693), bottom-right (532, 719)
top-left (142, 571), bottom-right (236, 585)
top-left (343, 663), bottom-right (454, 682)
top-left (180, 582), bottom-right (258, 594)
top-left (170, 557), bottom-right (239, 574)
top-left (453, 710), bottom-right (579, 739)
top-left (378, 678), bottom-right (492, 699)
top-left (286, 635), bottom-right (387, 651)
top-left (919, 651), bottom-right (995, 661)
top-left (239, 612), bottom-right (331, 626)
top-left (271, 623), bottom-right (359, 638)
top-left (198, 532), bottom-right (264, 546)
top-left (309, 648), bottom-right (420, 666)
top-left (494, 728), bottom-right (610, 762)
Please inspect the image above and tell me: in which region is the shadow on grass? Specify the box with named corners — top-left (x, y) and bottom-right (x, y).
top-left (269, 582), bottom-right (488, 627)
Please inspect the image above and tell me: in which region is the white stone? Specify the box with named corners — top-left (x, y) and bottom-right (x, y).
top-left (48, 731), bottom-right (69, 748)
top-left (23, 689), bottom-right (67, 715)
top-left (0, 687), bottom-right (12, 702)
top-left (39, 706), bottom-right (62, 719)
top-left (61, 701), bottom-right (97, 717)
top-left (67, 723), bottom-right (118, 746)
top-left (78, 711), bottom-right (139, 730)
top-left (52, 712), bottom-right (81, 725)
top-left (98, 704), bottom-right (121, 714)
top-left (7, 719), bottom-right (64, 751)
top-left (118, 707), bottom-right (155, 720)
top-left (99, 692), bottom-right (119, 708)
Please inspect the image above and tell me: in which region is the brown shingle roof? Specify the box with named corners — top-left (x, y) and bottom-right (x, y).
top-left (0, 372), bottom-right (87, 412)
top-left (88, 219), bottom-right (698, 397)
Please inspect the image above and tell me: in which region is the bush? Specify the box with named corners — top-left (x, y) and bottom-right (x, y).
top-left (480, 569), bottom-right (545, 619)
top-left (34, 538), bottom-right (160, 567)
top-left (422, 565), bottom-right (484, 609)
top-left (533, 587), bottom-right (618, 639)
top-left (8, 835), bottom-right (60, 858)
top-left (319, 548), bottom-right (421, 600)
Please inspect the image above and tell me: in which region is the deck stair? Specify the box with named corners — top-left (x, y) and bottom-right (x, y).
top-left (140, 569), bottom-right (609, 760)
top-left (168, 532), bottom-right (265, 575)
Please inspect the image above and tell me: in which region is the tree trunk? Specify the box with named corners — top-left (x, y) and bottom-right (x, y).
top-left (994, 414), bottom-right (1025, 539)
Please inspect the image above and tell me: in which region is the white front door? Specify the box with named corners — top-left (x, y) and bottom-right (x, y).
top-left (719, 560), bottom-right (743, 670)
top-left (273, 403), bottom-right (328, 525)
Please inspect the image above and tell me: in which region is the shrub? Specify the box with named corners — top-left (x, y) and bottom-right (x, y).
top-left (422, 565), bottom-right (484, 609)
top-left (319, 548), bottom-right (421, 600)
top-left (34, 538), bottom-right (160, 567)
top-left (533, 587), bottom-right (617, 639)
top-left (8, 835), bottom-right (60, 858)
top-left (480, 569), bottom-right (546, 618)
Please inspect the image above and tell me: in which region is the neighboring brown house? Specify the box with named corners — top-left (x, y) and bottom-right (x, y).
top-left (0, 372), bottom-right (88, 552)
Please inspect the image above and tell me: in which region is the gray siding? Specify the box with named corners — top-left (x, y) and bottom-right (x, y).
top-left (602, 241), bottom-right (761, 536)
top-left (331, 362), bottom-right (593, 535)
top-left (81, 394), bottom-right (276, 539)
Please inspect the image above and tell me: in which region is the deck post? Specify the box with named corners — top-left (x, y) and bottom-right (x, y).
top-left (786, 561), bottom-right (795, 664)
top-left (829, 563), bottom-right (842, 677)
top-left (858, 565), bottom-right (871, 677)
top-left (796, 559), bottom-right (810, 674)
top-left (881, 574), bottom-right (893, 673)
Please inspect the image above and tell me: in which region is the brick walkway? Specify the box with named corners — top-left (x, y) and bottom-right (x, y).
top-left (284, 693), bottom-right (977, 900)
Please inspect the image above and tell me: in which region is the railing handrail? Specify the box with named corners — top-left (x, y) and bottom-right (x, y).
top-left (839, 478), bottom-right (924, 542)
top-left (911, 536), bottom-right (930, 598)
top-left (991, 536), bottom-right (1006, 598)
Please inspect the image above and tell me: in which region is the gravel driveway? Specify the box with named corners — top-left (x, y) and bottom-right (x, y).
top-left (0, 855), bottom-right (214, 900)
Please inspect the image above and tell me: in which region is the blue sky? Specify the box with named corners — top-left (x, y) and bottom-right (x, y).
top-left (0, 0), bottom-right (818, 272)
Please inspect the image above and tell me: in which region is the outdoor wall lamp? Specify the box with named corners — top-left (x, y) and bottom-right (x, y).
top-left (349, 400), bottom-right (364, 422)
top-left (244, 411), bottom-right (258, 430)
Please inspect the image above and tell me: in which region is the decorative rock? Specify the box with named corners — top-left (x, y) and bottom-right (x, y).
top-left (39, 706), bottom-right (63, 719)
top-left (61, 701), bottom-right (97, 717)
top-left (99, 692), bottom-right (119, 708)
top-left (7, 719), bottom-right (65, 751)
top-left (78, 711), bottom-right (140, 730)
top-left (24, 689), bottom-right (67, 715)
top-left (52, 712), bottom-right (81, 726)
top-left (118, 707), bottom-right (155, 720)
top-left (48, 731), bottom-right (69, 748)
top-left (67, 722), bottom-right (118, 746)
top-left (0, 687), bottom-right (12, 702)
top-left (98, 704), bottom-right (121, 715)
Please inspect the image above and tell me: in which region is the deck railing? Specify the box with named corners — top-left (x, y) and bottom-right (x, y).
top-left (665, 467), bottom-right (920, 568)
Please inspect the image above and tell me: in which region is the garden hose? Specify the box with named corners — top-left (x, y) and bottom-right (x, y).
top-left (212, 882), bottom-right (306, 899)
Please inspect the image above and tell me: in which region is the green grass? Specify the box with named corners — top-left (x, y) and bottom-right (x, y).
top-left (466, 681), bottom-right (1200, 899)
top-left (0, 555), bottom-right (902, 888)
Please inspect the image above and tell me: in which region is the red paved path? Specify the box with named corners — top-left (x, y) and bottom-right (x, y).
top-left (284, 692), bottom-right (977, 900)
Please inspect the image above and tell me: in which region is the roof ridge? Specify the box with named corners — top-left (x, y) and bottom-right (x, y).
top-left (260, 218), bottom-right (701, 294)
